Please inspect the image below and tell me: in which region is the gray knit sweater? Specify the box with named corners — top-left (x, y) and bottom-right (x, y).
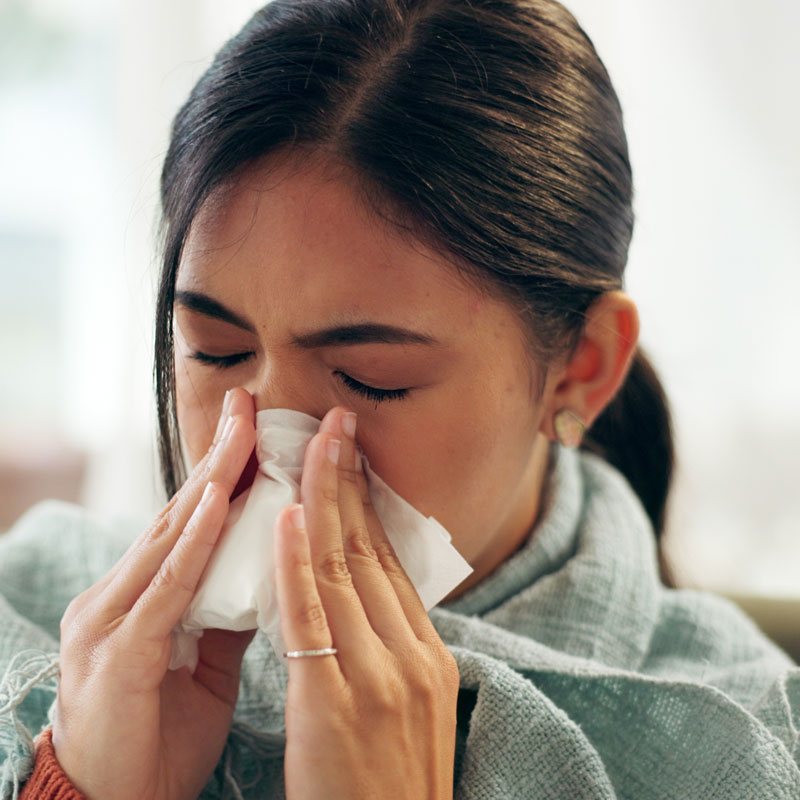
top-left (1, 445), bottom-right (798, 798)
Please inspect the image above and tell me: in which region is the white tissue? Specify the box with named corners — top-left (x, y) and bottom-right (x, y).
top-left (169, 408), bottom-right (473, 671)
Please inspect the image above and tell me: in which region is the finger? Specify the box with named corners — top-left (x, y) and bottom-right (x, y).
top-left (299, 424), bottom-right (377, 654)
top-left (101, 412), bottom-right (255, 618)
top-left (221, 386), bottom-right (256, 433)
top-left (351, 438), bottom-right (441, 644)
top-left (332, 409), bottom-right (416, 646)
top-left (222, 388), bottom-right (257, 502)
top-left (97, 387), bottom-right (255, 585)
top-left (193, 628), bottom-right (257, 702)
top-left (211, 387), bottom-right (255, 441)
top-left (274, 504), bottom-right (343, 684)
top-left (87, 388), bottom-right (253, 602)
top-left (126, 479), bottom-right (231, 643)
top-left (212, 388), bottom-right (233, 440)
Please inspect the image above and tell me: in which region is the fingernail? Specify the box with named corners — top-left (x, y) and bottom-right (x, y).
top-left (342, 412), bottom-right (357, 439)
top-left (326, 438), bottom-right (341, 466)
top-left (198, 481), bottom-right (216, 509)
top-left (290, 505), bottom-right (306, 531)
top-left (213, 390), bottom-right (233, 441)
top-left (220, 415), bottom-right (236, 444)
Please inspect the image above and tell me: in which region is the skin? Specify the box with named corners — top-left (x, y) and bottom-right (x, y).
top-left (51, 149), bottom-right (639, 799)
top-left (176, 151), bottom-right (551, 595)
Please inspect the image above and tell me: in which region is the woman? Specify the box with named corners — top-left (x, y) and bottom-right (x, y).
top-left (2, 0), bottom-right (797, 797)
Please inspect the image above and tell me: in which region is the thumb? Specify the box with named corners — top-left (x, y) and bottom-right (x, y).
top-left (194, 628), bottom-right (257, 703)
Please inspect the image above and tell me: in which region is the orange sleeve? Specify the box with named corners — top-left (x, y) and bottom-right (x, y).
top-left (20, 728), bottom-right (86, 800)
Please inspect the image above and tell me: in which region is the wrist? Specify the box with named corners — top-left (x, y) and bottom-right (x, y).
top-left (20, 728), bottom-right (86, 800)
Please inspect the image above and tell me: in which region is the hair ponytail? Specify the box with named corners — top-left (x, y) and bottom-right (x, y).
top-left (581, 347), bottom-right (675, 583)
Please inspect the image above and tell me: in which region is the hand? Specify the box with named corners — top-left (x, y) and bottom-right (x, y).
top-left (274, 407), bottom-right (460, 800)
top-left (52, 388), bottom-right (258, 800)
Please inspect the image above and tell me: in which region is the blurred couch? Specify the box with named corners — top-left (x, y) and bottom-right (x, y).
top-left (726, 592), bottom-right (800, 665)
top-left (0, 449), bottom-right (87, 532)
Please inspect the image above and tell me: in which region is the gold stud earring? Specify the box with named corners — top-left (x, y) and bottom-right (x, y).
top-left (554, 408), bottom-right (585, 448)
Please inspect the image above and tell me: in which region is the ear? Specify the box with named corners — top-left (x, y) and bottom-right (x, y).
top-left (540, 291), bottom-right (639, 443)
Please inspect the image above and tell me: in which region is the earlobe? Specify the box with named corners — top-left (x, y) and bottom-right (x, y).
top-left (542, 291), bottom-right (639, 443)
top-left (553, 408), bottom-right (586, 448)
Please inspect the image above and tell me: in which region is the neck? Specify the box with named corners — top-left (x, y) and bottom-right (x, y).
top-left (442, 436), bottom-right (552, 601)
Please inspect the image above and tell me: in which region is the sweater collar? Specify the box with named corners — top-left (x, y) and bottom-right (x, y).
top-left (436, 444), bottom-right (662, 669)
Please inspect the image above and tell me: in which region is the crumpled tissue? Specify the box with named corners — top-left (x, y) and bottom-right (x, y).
top-left (169, 408), bottom-right (473, 671)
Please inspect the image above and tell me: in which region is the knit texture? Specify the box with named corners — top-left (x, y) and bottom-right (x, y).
top-left (1, 445), bottom-right (798, 799)
top-left (19, 729), bottom-right (84, 800)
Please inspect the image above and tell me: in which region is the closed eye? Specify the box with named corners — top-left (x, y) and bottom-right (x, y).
top-left (188, 352), bottom-right (410, 405)
top-left (333, 371), bottom-right (410, 405)
top-left (188, 350), bottom-right (255, 369)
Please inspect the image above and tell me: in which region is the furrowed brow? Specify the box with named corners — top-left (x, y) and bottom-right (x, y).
top-left (291, 323), bottom-right (441, 349)
top-left (175, 291), bottom-right (257, 334)
top-left (175, 290), bottom-right (442, 348)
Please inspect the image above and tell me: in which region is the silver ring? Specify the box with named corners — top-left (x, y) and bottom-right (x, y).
top-left (283, 647), bottom-right (338, 659)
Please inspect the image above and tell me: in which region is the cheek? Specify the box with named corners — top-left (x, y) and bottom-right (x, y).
top-left (429, 423), bottom-right (527, 538)
top-left (352, 357), bottom-right (542, 562)
top-left (358, 395), bottom-right (533, 538)
top-left (175, 355), bottom-right (225, 469)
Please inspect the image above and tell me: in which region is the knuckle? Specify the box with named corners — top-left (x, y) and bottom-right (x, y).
top-left (416, 643), bottom-right (460, 697)
top-left (343, 523), bottom-right (377, 560)
top-left (59, 607), bottom-right (80, 645)
top-left (60, 594), bottom-right (85, 630)
top-left (337, 465), bottom-right (359, 486)
top-left (404, 642), bottom-right (458, 684)
top-left (439, 650), bottom-right (461, 691)
top-left (60, 594), bottom-right (104, 648)
top-left (318, 551), bottom-right (353, 587)
top-left (411, 676), bottom-right (438, 707)
top-left (60, 610), bottom-right (103, 665)
top-left (160, 490), bottom-right (180, 517)
top-left (194, 446), bottom-right (216, 475)
top-left (365, 673), bottom-right (404, 716)
top-left (404, 651), bottom-right (437, 688)
top-left (105, 620), bottom-right (166, 670)
top-left (285, 543), bottom-right (312, 572)
top-left (372, 691), bottom-right (401, 718)
top-left (143, 512), bottom-right (172, 545)
top-left (169, 489), bottom-right (196, 523)
top-left (320, 482), bottom-right (339, 505)
top-left (150, 560), bottom-right (193, 596)
top-left (372, 540), bottom-right (404, 575)
top-left (295, 598), bottom-right (329, 631)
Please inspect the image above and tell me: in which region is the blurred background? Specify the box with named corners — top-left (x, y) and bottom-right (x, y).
top-left (1, 0), bottom-right (798, 600)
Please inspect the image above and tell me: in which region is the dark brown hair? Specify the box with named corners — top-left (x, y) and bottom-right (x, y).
top-left (155, 0), bottom-right (674, 578)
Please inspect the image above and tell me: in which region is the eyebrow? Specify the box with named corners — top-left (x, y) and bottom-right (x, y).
top-left (174, 290), bottom-right (442, 348)
top-left (175, 290), bottom-right (257, 333)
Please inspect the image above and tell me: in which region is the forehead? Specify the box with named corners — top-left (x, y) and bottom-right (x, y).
top-left (178, 152), bottom-right (520, 345)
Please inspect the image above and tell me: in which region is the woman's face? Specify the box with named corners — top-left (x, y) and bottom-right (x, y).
top-left (174, 152), bottom-right (553, 594)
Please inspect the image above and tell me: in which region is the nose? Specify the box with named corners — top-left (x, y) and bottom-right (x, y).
top-left (247, 368), bottom-right (329, 422)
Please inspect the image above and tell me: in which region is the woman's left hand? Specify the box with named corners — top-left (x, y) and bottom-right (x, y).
top-left (274, 406), bottom-right (460, 800)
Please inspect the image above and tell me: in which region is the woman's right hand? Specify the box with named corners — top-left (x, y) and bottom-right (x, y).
top-left (52, 388), bottom-right (257, 800)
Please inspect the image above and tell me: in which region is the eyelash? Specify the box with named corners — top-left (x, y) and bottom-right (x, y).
top-left (188, 351), bottom-right (410, 404)
top-left (189, 351), bottom-right (254, 369)
top-left (333, 370), bottom-right (410, 404)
